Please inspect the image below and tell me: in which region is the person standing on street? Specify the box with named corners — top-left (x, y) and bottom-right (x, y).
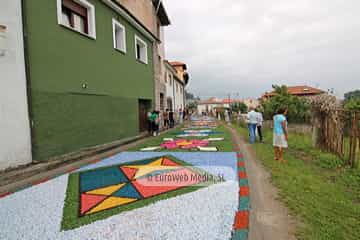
top-left (178, 108), bottom-right (183, 124)
top-left (273, 108), bottom-right (289, 163)
top-left (149, 111), bottom-right (159, 136)
top-left (147, 111), bottom-right (152, 135)
top-left (256, 109), bottom-right (264, 143)
top-left (247, 107), bottom-right (258, 144)
top-left (163, 109), bottom-right (169, 129)
top-left (225, 109), bottom-right (230, 124)
top-left (169, 110), bottom-right (175, 128)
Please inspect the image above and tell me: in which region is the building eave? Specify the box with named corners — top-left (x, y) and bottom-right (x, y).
top-left (152, 0), bottom-right (171, 26)
top-left (164, 60), bottom-right (178, 75)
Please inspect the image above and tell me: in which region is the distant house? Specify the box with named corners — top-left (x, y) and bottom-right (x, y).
top-left (169, 61), bottom-right (189, 86)
top-left (262, 85), bottom-right (325, 100)
top-left (197, 98), bottom-right (259, 114)
top-left (164, 60), bottom-right (189, 111)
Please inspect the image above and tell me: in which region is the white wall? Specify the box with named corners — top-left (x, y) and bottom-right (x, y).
top-left (174, 81), bottom-right (184, 111)
top-left (165, 70), bottom-right (174, 109)
top-left (0, 0), bottom-right (32, 170)
top-left (164, 67), bottom-right (185, 112)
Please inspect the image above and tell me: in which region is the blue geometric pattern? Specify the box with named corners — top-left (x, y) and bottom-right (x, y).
top-left (80, 166), bottom-right (127, 192)
top-left (113, 183), bottom-right (142, 199)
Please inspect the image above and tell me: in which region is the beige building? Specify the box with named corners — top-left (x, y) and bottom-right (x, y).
top-left (115, 0), bottom-right (171, 110)
top-left (169, 61), bottom-right (190, 86)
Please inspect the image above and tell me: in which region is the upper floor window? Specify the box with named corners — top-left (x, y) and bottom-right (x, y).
top-left (112, 19), bottom-right (126, 53)
top-left (57, 0), bottom-right (96, 39)
top-left (135, 35), bottom-right (148, 64)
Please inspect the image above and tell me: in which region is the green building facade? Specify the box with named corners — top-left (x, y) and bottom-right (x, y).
top-left (24, 0), bottom-right (155, 160)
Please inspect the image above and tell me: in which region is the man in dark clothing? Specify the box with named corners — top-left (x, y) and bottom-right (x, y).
top-left (169, 110), bottom-right (175, 128)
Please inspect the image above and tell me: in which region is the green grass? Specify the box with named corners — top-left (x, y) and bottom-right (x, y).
top-left (128, 124), bottom-right (234, 152)
top-left (234, 125), bottom-right (360, 240)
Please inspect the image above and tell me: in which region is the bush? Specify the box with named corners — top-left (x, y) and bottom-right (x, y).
top-left (262, 85), bottom-right (310, 123)
top-left (230, 102), bottom-right (248, 113)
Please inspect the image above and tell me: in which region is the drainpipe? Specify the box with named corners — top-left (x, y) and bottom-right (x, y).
top-left (21, 0), bottom-right (35, 159)
top-left (172, 75), bottom-right (176, 111)
top-left (183, 83), bottom-right (186, 108)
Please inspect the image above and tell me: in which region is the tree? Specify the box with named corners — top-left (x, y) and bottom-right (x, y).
top-left (344, 98), bottom-right (360, 111)
top-left (261, 85), bottom-right (310, 122)
top-left (344, 90), bottom-right (360, 111)
top-left (344, 90), bottom-right (360, 102)
top-left (185, 91), bottom-right (200, 101)
top-left (187, 101), bottom-right (198, 110)
top-left (231, 102), bottom-right (248, 113)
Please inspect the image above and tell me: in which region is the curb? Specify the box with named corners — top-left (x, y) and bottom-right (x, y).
top-left (0, 154), bottom-right (113, 200)
top-left (230, 144), bottom-right (250, 240)
top-left (0, 126), bottom-right (181, 196)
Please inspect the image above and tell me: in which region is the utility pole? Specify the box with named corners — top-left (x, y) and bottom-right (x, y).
top-left (228, 93), bottom-right (231, 109)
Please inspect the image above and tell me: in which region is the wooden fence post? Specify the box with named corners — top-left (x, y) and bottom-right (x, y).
top-left (349, 112), bottom-right (359, 168)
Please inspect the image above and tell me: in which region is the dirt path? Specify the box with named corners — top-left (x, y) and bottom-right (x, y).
top-left (226, 125), bottom-right (297, 240)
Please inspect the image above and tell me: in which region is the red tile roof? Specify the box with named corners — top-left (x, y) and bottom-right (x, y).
top-left (263, 85), bottom-right (324, 97)
top-left (169, 61), bottom-right (186, 66)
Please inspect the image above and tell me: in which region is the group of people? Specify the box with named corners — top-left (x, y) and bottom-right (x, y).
top-left (147, 108), bottom-right (190, 136)
top-left (246, 107), bottom-right (289, 163)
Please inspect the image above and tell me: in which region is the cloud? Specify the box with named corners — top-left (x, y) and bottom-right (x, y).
top-left (163, 0), bottom-right (360, 99)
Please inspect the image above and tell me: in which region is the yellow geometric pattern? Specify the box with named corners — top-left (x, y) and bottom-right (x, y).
top-left (177, 141), bottom-right (193, 146)
top-left (86, 197), bottom-right (137, 215)
top-left (86, 183), bottom-right (125, 196)
top-left (123, 158), bottom-right (180, 179)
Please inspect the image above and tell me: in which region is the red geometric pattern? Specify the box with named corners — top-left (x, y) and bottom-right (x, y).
top-left (121, 167), bottom-right (138, 180)
top-left (239, 171), bottom-right (247, 179)
top-left (238, 161), bottom-right (245, 167)
top-left (163, 158), bottom-right (180, 166)
top-left (239, 186), bottom-right (249, 197)
top-left (237, 153), bottom-right (244, 158)
top-left (80, 194), bottom-right (107, 215)
top-left (233, 211), bottom-right (249, 230)
top-left (132, 168), bottom-right (201, 198)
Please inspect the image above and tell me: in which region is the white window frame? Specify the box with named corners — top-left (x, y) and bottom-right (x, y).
top-left (112, 19), bottom-right (126, 53)
top-left (134, 35), bottom-right (148, 64)
top-left (56, 0), bottom-right (96, 39)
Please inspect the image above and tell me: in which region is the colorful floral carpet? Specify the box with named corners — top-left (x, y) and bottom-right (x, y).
top-left (160, 139), bottom-right (209, 150)
top-left (0, 152), bottom-right (238, 240)
top-left (63, 155), bottom-right (221, 230)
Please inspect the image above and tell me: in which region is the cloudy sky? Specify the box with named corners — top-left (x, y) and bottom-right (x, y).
top-left (163, 0), bottom-right (360, 99)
